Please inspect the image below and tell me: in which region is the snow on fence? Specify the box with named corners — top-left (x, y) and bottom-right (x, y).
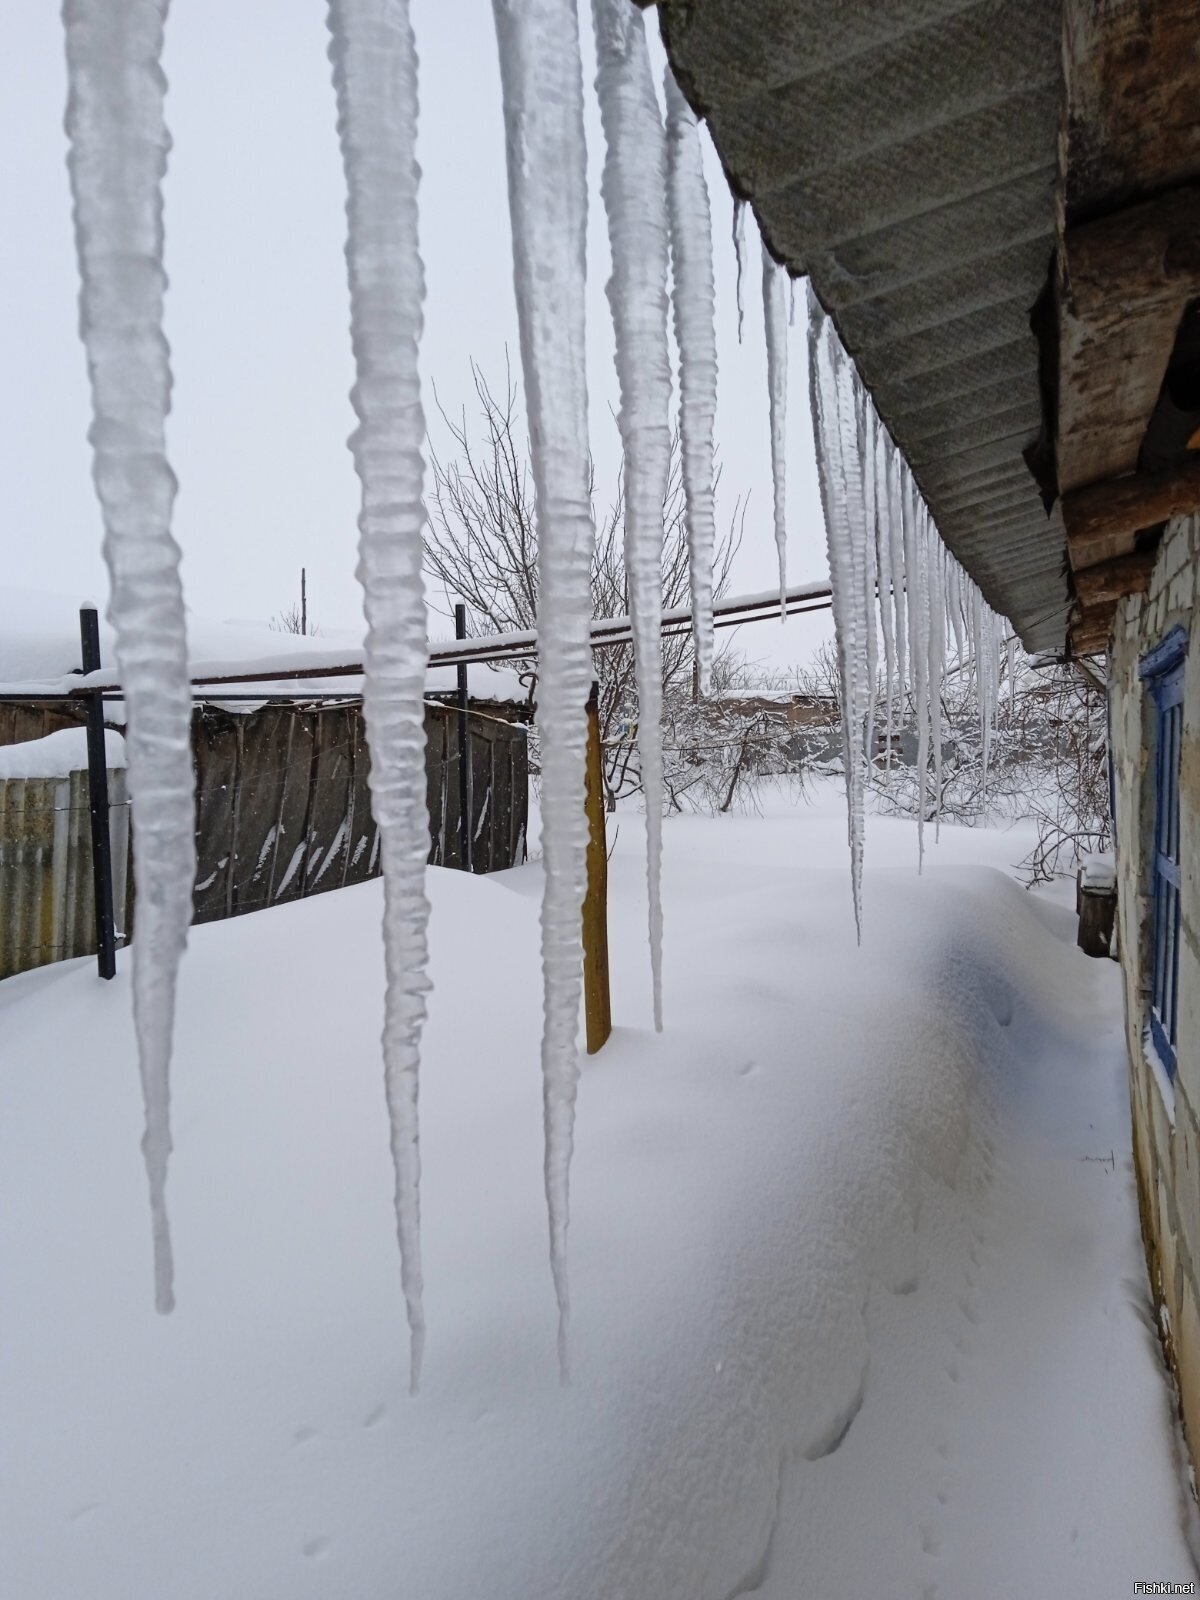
top-left (0, 701), bottom-right (527, 981)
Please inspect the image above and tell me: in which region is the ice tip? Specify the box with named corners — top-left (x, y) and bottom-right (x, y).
top-left (407, 1333), bottom-right (424, 1396)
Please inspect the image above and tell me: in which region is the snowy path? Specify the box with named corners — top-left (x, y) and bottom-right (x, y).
top-left (0, 796), bottom-right (1195, 1597)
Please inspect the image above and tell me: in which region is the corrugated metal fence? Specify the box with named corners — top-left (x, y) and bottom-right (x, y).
top-left (0, 699), bottom-right (527, 980)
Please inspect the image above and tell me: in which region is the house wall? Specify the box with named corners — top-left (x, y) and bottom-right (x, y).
top-left (1110, 509), bottom-right (1200, 1456)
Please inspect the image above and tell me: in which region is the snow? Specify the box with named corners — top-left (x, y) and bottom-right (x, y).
top-left (1081, 850), bottom-right (1117, 891)
top-left (0, 725), bottom-right (124, 780)
top-left (63, 0), bottom-right (194, 1316)
top-left (664, 69), bottom-right (718, 697)
top-left (762, 244), bottom-right (789, 612)
top-left (592, 0), bottom-right (671, 1031)
top-left (0, 584), bottom-right (528, 704)
top-left (1, 788), bottom-right (1194, 1597)
top-left (328, 0), bottom-right (433, 1389)
top-left (492, 0), bottom-right (596, 1376)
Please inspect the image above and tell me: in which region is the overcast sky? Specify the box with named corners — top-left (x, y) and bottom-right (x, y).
top-left (0, 0), bottom-right (831, 670)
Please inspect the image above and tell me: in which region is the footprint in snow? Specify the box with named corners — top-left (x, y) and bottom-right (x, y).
top-left (303, 1537), bottom-right (330, 1560)
top-left (363, 1403), bottom-right (387, 1429)
top-left (293, 1426), bottom-right (318, 1446)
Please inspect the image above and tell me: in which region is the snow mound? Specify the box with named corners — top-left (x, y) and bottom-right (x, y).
top-left (0, 805), bottom-right (1191, 1597)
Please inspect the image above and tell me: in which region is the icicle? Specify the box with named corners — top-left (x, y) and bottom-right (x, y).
top-left (902, 468), bottom-right (930, 869)
top-left (859, 392), bottom-right (880, 767)
top-left (592, 0), bottom-right (670, 1032)
top-left (885, 439), bottom-right (907, 754)
top-left (873, 423), bottom-right (896, 776)
top-left (733, 197), bottom-right (747, 343)
top-left (807, 289), bottom-right (869, 936)
top-left (63, 0), bottom-right (193, 1316)
top-left (926, 521), bottom-right (946, 841)
top-left (789, 278), bottom-right (796, 327)
top-left (762, 245), bottom-right (789, 613)
top-left (328, 0), bottom-right (431, 1392)
top-left (664, 70), bottom-right (717, 697)
top-left (971, 584), bottom-right (986, 805)
top-left (947, 559), bottom-right (965, 665)
top-left (1007, 631), bottom-right (1018, 700)
top-left (492, 0), bottom-right (595, 1381)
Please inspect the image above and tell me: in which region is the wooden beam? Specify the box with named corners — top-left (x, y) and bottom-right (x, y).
top-left (1071, 544), bottom-right (1158, 607)
top-left (1056, 186), bottom-right (1200, 498)
top-left (1069, 601), bottom-right (1117, 655)
top-left (1061, 455), bottom-right (1200, 569)
top-left (1061, 0), bottom-right (1200, 229)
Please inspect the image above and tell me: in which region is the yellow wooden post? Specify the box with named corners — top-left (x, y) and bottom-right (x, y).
top-left (582, 681), bottom-right (612, 1054)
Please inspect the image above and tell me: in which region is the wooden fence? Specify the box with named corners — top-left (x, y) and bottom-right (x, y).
top-left (0, 699), bottom-right (527, 980)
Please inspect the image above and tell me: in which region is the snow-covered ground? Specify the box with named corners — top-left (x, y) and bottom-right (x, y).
top-left (1, 788), bottom-right (1195, 1597)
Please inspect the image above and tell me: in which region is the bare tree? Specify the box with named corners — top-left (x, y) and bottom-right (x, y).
top-left (787, 640), bottom-right (1113, 883)
top-left (425, 360), bottom-right (744, 804)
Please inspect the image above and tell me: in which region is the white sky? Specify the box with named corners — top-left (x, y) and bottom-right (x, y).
top-left (0, 0), bottom-right (832, 671)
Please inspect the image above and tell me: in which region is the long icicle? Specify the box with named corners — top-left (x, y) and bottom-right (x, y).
top-left (762, 245), bottom-right (789, 613)
top-left (664, 70), bottom-right (717, 696)
top-left (807, 290), bottom-right (867, 938)
top-left (859, 390), bottom-right (879, 767)
top-left (926, 519), bottom-right (946, 841)
top-left (592, 0), bottom-right (671, 1031)
top-left (733, 197), bottom-right (747, 343)
top-left (327, 0), bottom-right (432, 1392)
top-left (886, 438), bottom-right (908, 770)
top-left (63, 0), bottom-right (194, 1315)
top-left (873, 421), bottom-right (896, 776)
top-left (492, 0), bottom-right (596, 1380)
top-left (903, 468), bottom-right (930, 870)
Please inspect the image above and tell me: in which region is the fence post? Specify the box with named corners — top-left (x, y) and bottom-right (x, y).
top-left (582, 681), bottom-right (611, 1054)
top-left (79, 605), bottom-right (117, 980)
top-left (455, 603), bottom-right (474, 873)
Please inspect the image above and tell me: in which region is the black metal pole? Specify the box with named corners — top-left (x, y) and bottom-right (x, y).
top-left (455, 602), bottom-right (473, 873)
top-left (79, 605), bottom-right (117, 979)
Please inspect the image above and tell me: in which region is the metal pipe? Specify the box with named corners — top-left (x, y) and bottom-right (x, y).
top-left (79, 606), bottom-right (117, 980)
top-left (455, 603), bottom-right (473, 873)
top-left (43, 579), bottom-right (834, 693)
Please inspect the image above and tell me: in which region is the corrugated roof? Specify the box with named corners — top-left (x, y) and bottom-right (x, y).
top-left (655, 0), bottom-right (1071, 651)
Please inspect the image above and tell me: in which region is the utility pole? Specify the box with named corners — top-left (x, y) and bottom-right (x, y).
top-left (455, 602), bottom-right (473, 872)
top-left (301, 567), bottom-right (307, 637)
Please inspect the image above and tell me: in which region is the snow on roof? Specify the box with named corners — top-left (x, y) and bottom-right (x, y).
top-left (0, 586), bottom-right (528, 704)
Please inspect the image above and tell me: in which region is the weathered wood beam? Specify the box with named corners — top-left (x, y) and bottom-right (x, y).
top-left (1061, 0), bottom-right (1200, 229)
top-left (1056, 185), bottom-right (1200, 497)
top-left (1071, 543), bottom-right (1159, 607)
top-left (1069, 601), bottom-right (1117, 655)
top-left (1061, 455), bottom-right (1200, 569)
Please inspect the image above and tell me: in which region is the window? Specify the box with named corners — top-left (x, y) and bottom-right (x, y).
top-left (1140, 627), bottom-right (1188, 1078)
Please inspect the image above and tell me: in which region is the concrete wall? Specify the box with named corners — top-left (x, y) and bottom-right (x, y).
top-left (1110, 510), bottom-right (1200, 1455)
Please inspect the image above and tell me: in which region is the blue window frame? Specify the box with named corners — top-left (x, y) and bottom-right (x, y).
top-left (1140, 626), bottom-right (1188, 1077)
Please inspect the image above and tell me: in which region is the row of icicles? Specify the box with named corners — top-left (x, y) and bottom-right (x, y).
top-left (61, 0), bottom-right (1009, 1386)
top-left (807, 289), bottom-right (1012, 939)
